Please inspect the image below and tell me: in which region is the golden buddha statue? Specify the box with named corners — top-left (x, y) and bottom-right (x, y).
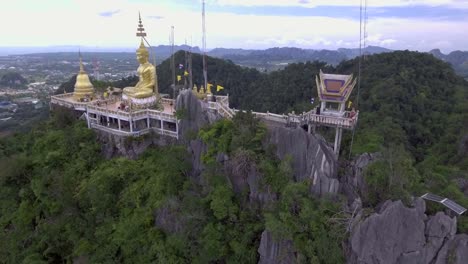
top-left (123, 39), bottom-right (156, 99)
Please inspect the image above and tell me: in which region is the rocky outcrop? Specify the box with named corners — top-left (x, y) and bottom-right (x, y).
top-left (348, 198), bottom-right (461, 264)
top-left (258, 230), bottom-right (296, 264)
top-left (154, 198), bottom-right (185, 234)
top-left (96, 130), bottom-right (176, 159)
top-left (434, 234), bottom-right (468, 264)
top-left (223, 150), bottom-right (277, 205)
top-left (266, 127), bottom-right (338, 196)
top-left (176, 89), bottom-right (221, 141)
top-left (459, 134), bottom-right (468, 157)
top-left (340, 152), bottom-right (381, 202)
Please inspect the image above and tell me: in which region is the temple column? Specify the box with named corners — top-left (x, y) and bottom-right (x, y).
top-left (86, 112), bottom-right (91, 128)
top-left (334, 127), bottom-right (343, 156)
top-left (339, 102), bottom-right (346, 112)
top-left (147, 117), bottom-right (150, 128)
top-left (118, 118), bottom-right (121, 131)
top-left (130, 118), bottom-right (133, 133)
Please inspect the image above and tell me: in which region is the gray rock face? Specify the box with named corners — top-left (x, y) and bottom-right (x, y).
top-left (96, 130), bottom-right (176, 159)
top-left (223, 151), bottom-right (277, 205)
top-left (258, 230), bottom-right (296, 264)
top-left (154, 198), bottom-right (184, 234)
top-left (458, 134), bottom-right (468, 157)
top-left (348, 199), bottom-right (459, 264)
top-left (340, 152), bottom-right (381, 202)
top-left (187, 139), bottom-right (207, 180)
top-left (265, 127), bottom-right (338, 196)
top-left (434, 234), bottom-right (468, 264)
top-left (176, 89), bottom-right (220, 141)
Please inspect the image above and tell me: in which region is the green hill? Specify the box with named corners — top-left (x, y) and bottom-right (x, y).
top-left (0, 72), bottom-right (28, 89)
top-left (2, 51), bottom-right (466, 262)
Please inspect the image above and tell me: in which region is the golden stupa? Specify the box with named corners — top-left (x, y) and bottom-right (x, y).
top-left (73, 55), bottom-right (95, 100)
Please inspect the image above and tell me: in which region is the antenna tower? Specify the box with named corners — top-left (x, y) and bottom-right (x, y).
top-left (348, 0), bottom-right (368, 159)
top-left (202, 0), bottom-right (208, 90)
top-left (171, 26), bottom-right (176, 101)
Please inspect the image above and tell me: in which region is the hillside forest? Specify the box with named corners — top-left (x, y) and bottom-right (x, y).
top-left (1, 50), bottom-right (467, 262)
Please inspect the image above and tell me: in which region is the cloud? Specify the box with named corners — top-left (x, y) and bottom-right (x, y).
top-left (99, 10), bottom-right (121, 17)
top-left (148, 15), bottom-right (164, 20)
top-left (0, 0), bottom-right (467, 53)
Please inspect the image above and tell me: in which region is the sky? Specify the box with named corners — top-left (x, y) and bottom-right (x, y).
top-left (0, 0), bottom-right (467, 53)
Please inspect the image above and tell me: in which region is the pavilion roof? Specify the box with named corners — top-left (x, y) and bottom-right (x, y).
top-left (316, 70), bottom-right (356, 103)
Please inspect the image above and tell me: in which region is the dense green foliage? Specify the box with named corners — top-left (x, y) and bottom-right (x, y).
top-left (1, 50), bottom-right (467, 262)
top-left (174, 50), bottom-right (467, 230)
top-left (0, 110), bottom-right (346, 262)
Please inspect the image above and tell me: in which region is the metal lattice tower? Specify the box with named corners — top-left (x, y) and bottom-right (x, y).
top-left (202, 0), bottom-right (208, 90)
top-left (171, 26), bottom-right (175, 100)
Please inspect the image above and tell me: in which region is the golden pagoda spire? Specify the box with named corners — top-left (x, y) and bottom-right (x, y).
top-left (73, 51), bottom-right (95, 100)
top-left (136, 11), bottom-right (147, 38)
top-left (79, 49), bottom-right (84, 73)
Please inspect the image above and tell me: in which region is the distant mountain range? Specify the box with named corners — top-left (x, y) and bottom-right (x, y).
top-left (429, 49), bottom-right (468, 78)
top-left (0, 45), bottom-right (201, 63)
top-left (2, 45), bottom-right (467, 78)
top-left (206, 46), bottom-right (392, 71)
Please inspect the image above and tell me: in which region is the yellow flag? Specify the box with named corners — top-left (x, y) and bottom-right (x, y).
top-left (177, 75), bottom-right (182, 82)
top-left (347, 100), bottom-right (352, 109)
top-left (184, 70), bottom-right (189, 76)
top-left (216, 85), bottom-right (224, 92)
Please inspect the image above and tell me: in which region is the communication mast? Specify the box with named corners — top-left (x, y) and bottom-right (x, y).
top-left (202, 0), bottom-right (207, 90)
top-left (171, 26), bottom-right (176, 100)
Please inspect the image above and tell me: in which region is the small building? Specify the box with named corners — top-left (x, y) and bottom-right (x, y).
top-left (316, 70), bottom-right (356, 116)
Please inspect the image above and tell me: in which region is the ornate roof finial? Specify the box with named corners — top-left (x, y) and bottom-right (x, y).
top-left (79, 49), bottom-right (84, 73)
top-left (136, 12), bottom-right (147, 38)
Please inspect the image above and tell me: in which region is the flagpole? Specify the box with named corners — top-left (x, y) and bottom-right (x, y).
top-left (171, 26), bottom-right (176, 102)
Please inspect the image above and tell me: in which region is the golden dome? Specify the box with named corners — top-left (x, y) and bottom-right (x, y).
top-left (73, 56), bottom-right (94, 100)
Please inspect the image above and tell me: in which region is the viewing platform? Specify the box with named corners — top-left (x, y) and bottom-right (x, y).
top-left (300, 110), bottom-right (358, 130)
top-left (50, 93), bottom-right (89, 111)
top-left (50, 92), bottom-right (241, 140)
top-left (50, 93), bottom-right (180, 139)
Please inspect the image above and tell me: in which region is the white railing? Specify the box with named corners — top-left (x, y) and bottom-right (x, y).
top-left (86, 106), bottom-right (177, 123)
top-left (51, 94), bottom-right (89, 110)
top-left (302, 111), bottom-right (359, 129)
top-left (52, 93), bottom-right (74, 98)
top-left (90, 123), bottom-right (178, 138)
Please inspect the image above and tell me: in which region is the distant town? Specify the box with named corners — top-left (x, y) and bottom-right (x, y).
top-left (0, 51), bottom-right (143, 134)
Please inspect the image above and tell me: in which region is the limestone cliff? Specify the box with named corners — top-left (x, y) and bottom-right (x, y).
top-left (347, 198), bottom-right (466, 264)
top-left (175, 89), bottom-right (221, 141)
top-left (340, 152), bottom-right (381, 202)
top-left (96, 130), bottom-right (176, 159)
top-left (265, 127), bottom-right (338, 196)
top-left (257, 230), bottom-right (297, 264)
